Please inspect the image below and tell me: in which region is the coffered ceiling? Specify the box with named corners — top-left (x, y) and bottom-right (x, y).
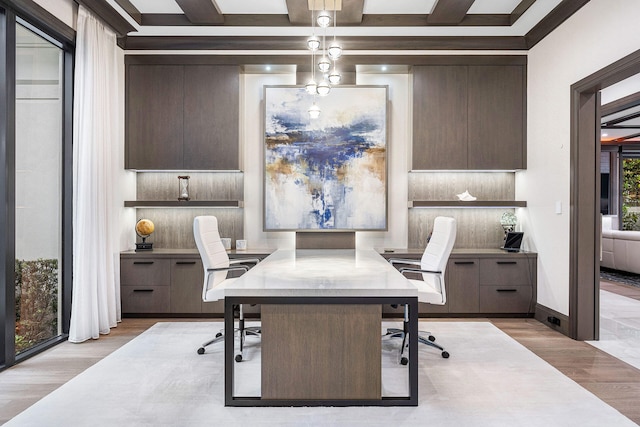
top-left (87, 0), bottom-right (590, 51)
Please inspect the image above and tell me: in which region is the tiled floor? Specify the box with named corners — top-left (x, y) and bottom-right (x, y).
top-left (588, 281), bottom-right (640, 370)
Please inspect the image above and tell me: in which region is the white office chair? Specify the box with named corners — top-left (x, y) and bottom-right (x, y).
top-left (193, 216), bottom-right (260, 361)
top-left (387, 216), bottom-right (457, 363)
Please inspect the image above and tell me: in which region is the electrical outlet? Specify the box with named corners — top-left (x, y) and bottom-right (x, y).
top-left (547, 316), bottom-right (561, 326)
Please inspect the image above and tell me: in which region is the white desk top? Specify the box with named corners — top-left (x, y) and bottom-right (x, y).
top-left (225, 249), bottom-right (417, 298)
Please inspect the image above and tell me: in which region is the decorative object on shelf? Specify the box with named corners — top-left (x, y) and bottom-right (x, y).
top-left (456, 190), bottom-right (477, 201)
top-left (135, 218), bottom-right (154, 251)
top-left (178, 175), bottom-right (190, 201)
top-left (500, 211), bottom-right (518, 236)
top-left (236, 239), bottom-right (247, 251)
top-left (221, 238), bottom-right (231, 250)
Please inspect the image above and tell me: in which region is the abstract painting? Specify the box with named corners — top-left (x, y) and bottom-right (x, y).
top-left (264, 86), bottom-right (387, 230)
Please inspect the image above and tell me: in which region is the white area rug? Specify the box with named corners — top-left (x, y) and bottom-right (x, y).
top-left (5, 321), bottom-right (635, 427)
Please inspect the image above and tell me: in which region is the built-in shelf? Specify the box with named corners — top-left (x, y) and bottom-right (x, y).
top-left (409, 200), bottom-right (527, 208)
top-left (124, 200), bottom-right (243, 208)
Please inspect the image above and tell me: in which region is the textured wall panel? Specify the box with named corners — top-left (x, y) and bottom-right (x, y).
top-left (136, 172), bottom-right (243, 201)
top-left (408, 172), bottom-right (514, 201)
top-left (408, 208), bottom-right (513, 249)
top-left (135, 208), bottom-right (243, 249)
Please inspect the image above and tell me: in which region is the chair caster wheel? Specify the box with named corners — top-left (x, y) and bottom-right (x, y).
top-left (442, 351), bottom-right (450, 359)
top-left (215, 332), bottom-right (222, 338)
top-left (428, 335), bottom-right (436, 342)
top-left (197, 347), bottom-right (205, 355)
top-left (235, 354), bottom-right (243, 362)
top-left (400, 357), bottom-right (409, 365)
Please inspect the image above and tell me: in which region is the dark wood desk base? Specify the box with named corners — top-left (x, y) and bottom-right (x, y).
top-left (225, 296), bottom-right (418, 407)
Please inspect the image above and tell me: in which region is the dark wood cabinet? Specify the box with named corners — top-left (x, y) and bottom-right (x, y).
top-left (467, 66), bottom-right (525, 170)
top-left (126, 65), bottom-right (184, 170)
top-left (381, 249), bottom-right (536, 316)
top-left (120, 250), bottom-right (270, 315)
top-left (412, 64), bottom-right (526, 170)
top-left (413, 66), bottom-right (468, 170)
top-left (125, 64), bottom-right (240, 170)
top-left (183, 65), bottom-right (239, 170)
top-left (446, 259), bottom-right (479, 313)
top-left (120, 258), bottom-right (171, 314)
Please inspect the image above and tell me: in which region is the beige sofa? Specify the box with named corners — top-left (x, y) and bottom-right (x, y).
top-left (601, 215), bottom-right (640, 274)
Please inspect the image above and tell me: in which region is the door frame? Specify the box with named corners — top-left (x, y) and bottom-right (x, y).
top-left (570, 48), bottom-right (640, 340)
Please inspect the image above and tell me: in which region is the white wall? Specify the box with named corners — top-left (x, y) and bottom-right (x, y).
top-left (241, 73), bottom-right (410, 250)
top-left (523, 0), bottom-right (640, 314)
top-left (33, 0), bottom-right (77, 30)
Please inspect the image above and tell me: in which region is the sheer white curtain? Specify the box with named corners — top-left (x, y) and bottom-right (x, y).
top-left (69, 6), bottom-right (121, 342)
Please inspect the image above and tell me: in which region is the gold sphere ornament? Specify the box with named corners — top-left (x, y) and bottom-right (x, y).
top-left (135, 219), bottom-right (154, 251)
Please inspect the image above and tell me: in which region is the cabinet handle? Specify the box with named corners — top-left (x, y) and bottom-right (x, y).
top-left (175, 261), bottom-right (197, 265)
top-left (454, 261), bottom-right (475, 265)
top-left (133, 289), bottom-right (154, 293)
top-left (496, 261), bottom-right (518, 265)
top-left (133, 261), bottom-right (154, 265)
top-left (496, 289), bottom-right (517, 292)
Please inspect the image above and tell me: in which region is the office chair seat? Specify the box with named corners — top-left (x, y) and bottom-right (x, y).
top-left (407, 277), bottom-right (444, 305)
top-left (204, 277), bottom-right (235, 302)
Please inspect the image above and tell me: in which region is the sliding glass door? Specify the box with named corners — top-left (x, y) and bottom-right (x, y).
top-left (14, 22), bottom-right (63, 355)
top-left (1, 2), bottom-right (73, 369)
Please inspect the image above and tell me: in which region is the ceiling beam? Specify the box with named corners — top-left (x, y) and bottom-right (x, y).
top-left (286, 0), bottom-right (363, 25)
top-left (509, 0), bottom-right (536, 25)
top-left (76, 0), bottom-right (137, 36)
top-left (174, 0), bottom-right (224, 25)
top-left (112, 0), bottom-right (142, 25)
top-left (427, 0), bottom-right (476, 25)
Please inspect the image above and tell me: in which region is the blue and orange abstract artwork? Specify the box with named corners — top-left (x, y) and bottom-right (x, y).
top-left (264, 86), bottom-right (387, 230)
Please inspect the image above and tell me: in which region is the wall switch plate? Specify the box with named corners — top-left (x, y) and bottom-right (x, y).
top-left (555, 200), bottom-right (562, 214)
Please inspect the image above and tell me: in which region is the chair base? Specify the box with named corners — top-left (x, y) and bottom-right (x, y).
top-left (384, 327), bottom-right (450, 362)
top-left (197, 326), bottom-right (261, 361)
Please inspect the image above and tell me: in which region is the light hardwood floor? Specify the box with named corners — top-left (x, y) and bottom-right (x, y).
top-left (1, 284), bottom-right (640, 425)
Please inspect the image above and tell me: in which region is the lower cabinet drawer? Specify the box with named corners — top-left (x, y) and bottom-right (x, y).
top-left (121, 286), bottom-right (170, 314)
top-left (479, 286), bottom-right (532, 313)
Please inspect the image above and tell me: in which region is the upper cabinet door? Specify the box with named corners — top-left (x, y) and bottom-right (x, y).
top-left (412, 66), bottom-right (468, 170)
top-left (467, 65), bottom-right (525, 170)
top-left (183, 65), bottom-right (240, 170)
top-left (126, 65), bottom-right (184, 170)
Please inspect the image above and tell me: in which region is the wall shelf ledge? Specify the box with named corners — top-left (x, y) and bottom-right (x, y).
top-left (124, 200), bottom-right (243, 208)
top-left (409, 200), bottom-right (526, 208)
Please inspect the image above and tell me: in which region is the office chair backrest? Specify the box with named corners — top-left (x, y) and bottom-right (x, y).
top-left (420, 216), bottom-right (457, 302)
top-left (193, 216), bottom-right (230, 301)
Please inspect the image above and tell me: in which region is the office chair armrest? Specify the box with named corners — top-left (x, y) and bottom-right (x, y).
top-left (229, 258), bottom-right (260, 266)
top-left (398, 267), bottom-right (441, 276)
top-left (206, 265), bottom-right (250, 273)
top-left (388, 258), bottom-right (421, 266)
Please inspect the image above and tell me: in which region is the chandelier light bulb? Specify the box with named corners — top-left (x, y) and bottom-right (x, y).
top-left (307, 35), bottom-right (320, 51)
top-left (318, 56), bottom-right (331, 73)
top-left (317, 10), bottom-right (331, 28)
top-left (309, 102), bottom-right (321, 119)
top-left (317, 80), bottom-right (331, 96)
top-left (305, 79), bottom-right (318, 95)
top-left (328, 69), bottom-right (341, 85)
top-left (328, 42), bottom-right (342, 60)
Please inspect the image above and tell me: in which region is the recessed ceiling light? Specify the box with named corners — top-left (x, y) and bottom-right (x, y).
top-left (381, 66), bottom-right (388, 71)
top-left (265, 65), bottom-right (271, 71)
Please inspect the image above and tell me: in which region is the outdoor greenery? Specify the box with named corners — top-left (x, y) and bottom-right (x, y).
top-left (622, 158), bottom-right (640, 231)
top-left (15, 259), bottom-right (59, 353)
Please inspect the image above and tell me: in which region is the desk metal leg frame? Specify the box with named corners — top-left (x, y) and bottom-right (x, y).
top-left (225, 296), bottom-right (418, 407)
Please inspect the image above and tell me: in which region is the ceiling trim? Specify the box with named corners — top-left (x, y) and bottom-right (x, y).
top-left (524, 0), bottom-right (590, 49)
top-left (124, 54), bottom-right (527, 69)
top-left (112, 0), bottom-right (141, 25)
top-left (77, 0), bottom-right (136, 37)
top-left (121, 35), bottom-right (528, 51)
top-left (4, 0), bottom-right (75, 43)
top-left (602, 91), bottom-right (640, 117)
top-left (102, 0), bottom-right (593, 51)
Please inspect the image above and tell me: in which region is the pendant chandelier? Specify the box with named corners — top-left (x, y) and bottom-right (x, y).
top-left (306, 0), bottom-right (343, 118)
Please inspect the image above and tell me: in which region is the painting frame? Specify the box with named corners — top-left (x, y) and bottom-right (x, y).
top-left (263, 85), bottom-right (388, 232)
